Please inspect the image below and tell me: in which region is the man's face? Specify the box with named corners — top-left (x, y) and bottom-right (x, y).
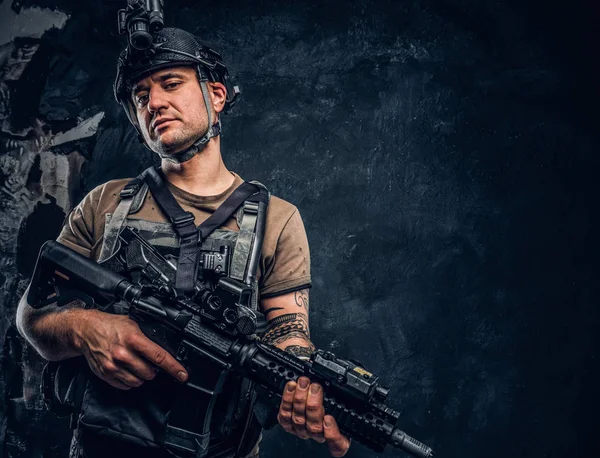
top-left (131, 66), bottom-right (210, 155)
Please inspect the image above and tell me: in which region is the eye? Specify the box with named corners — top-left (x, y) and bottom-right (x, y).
top-left (164, 81), bottom-right (181, 90)
top-left (135, 93), bottom-right (149, 107)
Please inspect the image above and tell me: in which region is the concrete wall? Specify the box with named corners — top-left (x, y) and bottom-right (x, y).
top-left (0, 1), bottom-right (598, 457)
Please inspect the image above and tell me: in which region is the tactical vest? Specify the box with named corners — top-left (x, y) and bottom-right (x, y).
top-left (45, 167), bottom-right (269, 458)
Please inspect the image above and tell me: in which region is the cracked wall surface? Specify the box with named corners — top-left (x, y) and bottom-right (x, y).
top-left (0, 1), bottom-right (598, 458)
top-left (0, 27), bottom-right (98, 457)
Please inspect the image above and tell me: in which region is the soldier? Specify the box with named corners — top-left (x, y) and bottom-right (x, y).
top-left (16, 27), bottom-right (351, 458)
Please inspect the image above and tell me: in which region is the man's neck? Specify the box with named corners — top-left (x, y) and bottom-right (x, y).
top-left (160, 138), bottom-right (235, 196)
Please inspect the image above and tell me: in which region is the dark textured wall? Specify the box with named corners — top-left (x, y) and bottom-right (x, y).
top-left (0, 1), bottom-right (598, 457)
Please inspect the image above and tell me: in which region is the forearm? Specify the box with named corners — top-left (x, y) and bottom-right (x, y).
top-left (16, 288), bottom-right (88, 361)
top-left (271, 333), bottom-right (315, 359)
top-left (261, 289), bottom-right (315, 359)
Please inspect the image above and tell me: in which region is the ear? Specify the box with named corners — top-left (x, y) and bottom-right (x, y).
top-left (209, 82), bottom-right (227, 114)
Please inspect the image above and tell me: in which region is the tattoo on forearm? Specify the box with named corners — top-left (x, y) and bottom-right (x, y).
top-left (262, 314), bottom-right (311, 344)
top-left (294, 289), bottom-right (309, 312)
top-left (284, 345), bottom-right (314, 359)
top-left (267, 313), bottom-right (299, 327)
top-left (267, 331), bottom-right (316, 350)
top-left (262, 306), bottom-right (285, 316)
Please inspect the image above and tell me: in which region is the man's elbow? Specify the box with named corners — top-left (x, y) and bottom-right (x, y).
top-left (15, 287), bottom-right (32, 341)
top-left (15, 288), bottom-right (56, 361)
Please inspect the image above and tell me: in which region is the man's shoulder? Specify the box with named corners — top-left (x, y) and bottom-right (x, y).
top-left (268, 194), bottom-right (298, 218)
top-left (83, 178), bottom-right (133, 204)
top-left (263, 192), bottom-right (304, 233)
top-left (236, 175), bottom-right (300, 224)
top-left (92, 177), bottom-right (133, 195)
top-left (73, 178), bottom-right (135, 218)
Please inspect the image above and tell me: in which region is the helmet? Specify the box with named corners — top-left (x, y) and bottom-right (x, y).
top-left (114, 27), bottom-right (240, 163)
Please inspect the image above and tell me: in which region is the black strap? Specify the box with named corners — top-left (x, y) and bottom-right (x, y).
top-left (144, 166), bottom-right (260, 295)
top-left (197, 181), bottom-right (264, 240)
top-left (119, 173), bottom-right (146, 198)
top-left (145, 167), bottom-right (199, 295)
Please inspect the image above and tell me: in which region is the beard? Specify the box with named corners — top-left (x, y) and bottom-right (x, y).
top-left (145, 119), bottom-right (208, 155)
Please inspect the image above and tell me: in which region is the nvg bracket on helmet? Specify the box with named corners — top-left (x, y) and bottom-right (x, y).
top-left (118, 0), bottom-right (165, 51)
top-left (115, 1), bottom-right (240, 163)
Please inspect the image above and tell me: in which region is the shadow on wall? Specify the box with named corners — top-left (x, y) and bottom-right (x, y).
top-left (17, 197), bottom-right (66, 278)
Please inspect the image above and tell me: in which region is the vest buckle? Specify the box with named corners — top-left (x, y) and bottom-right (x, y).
top-left (119, 183), bottom-right (140, 198)
top-left (243, 201), bottom-right (259, 215)
top-left (171, 212), bottom-right (195, 228)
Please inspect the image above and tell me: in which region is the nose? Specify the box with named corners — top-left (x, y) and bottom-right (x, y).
top-left (147, 86), bottom-right (169, 114)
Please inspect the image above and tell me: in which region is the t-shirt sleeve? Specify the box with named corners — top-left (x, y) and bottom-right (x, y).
top-left (56, 186), bottom-right (102, 258)
top-left (260, 208), bottom-right (312, 297)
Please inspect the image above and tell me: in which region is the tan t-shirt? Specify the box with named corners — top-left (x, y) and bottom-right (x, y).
top-left (57, 172), bottom-right (311, 297)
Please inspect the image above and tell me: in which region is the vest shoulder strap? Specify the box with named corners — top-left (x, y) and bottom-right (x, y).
top-left (97, 168), bottom-right (151, 263)
top-left (144, 167), bottom-right (199, 295)
top-left (230, 181), bottom-right (269, 283)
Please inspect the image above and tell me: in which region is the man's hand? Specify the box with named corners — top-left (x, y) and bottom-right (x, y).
top-left (76, 309), bottom-right (188, 390)
top-left (278, 376), bottom-right (351, 457)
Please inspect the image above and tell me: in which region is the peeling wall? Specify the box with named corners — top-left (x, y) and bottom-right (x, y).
top-left (0, 19), bottom-right (103, 454)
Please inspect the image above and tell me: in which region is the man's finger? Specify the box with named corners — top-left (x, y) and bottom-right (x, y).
top-left (112, 345), bottom-right (159, 381)
top-left (323, 415), bottom-right (351, 457)
top-left (113, 365), bottom-right (148, 388)
top-left (278, 382), bottom-right (296, 432)
top-left (305, 383), bottom-right (326, 443)
top-left (280, 381), bottom-right (296, 412)
top-left (88, 361), bottom-right (131, 390)
top-left (130, 333), bottom-right (188, 382)
top-left (127, 362), bottom-right (159, 381)
top-left (106, 377), bottom-right (132, 391)
top-left (292, 377), bottom-right (311, 439)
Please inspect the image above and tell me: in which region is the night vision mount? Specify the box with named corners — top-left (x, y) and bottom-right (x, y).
top-left (118, 0), bottom-right (165, 51)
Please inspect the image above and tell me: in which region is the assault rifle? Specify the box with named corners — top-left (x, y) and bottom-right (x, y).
top-left (28, 235), bottom-right (435, 458)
